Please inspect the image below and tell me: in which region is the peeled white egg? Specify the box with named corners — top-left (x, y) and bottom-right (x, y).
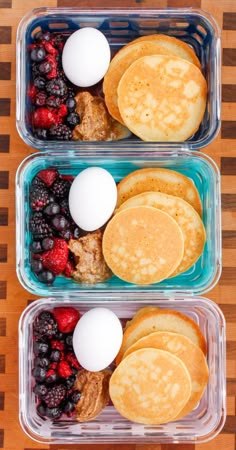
top-left (69, 167), bottom-right (117, 232)
top-left (62, 27), bottom-right (111, 87)
top-left (73, 308), bottom-right (123, 372)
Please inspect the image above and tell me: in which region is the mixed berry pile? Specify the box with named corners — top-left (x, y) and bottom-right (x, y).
top-left (29, 168), bottom-right (86, 284)
top-left (32, 307), bottom-right (81, 419)
top-left (28, 31), bottom-right (80, 140)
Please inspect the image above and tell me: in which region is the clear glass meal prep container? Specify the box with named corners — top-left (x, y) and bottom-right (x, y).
top-left (16, 7), bottom-right (221, 151)
top-left (16, 148), bottom-right (221, 297)
top-left (18, 295), bottom-right (226, 445)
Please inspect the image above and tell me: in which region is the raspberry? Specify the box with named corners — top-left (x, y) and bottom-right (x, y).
top-left (44, 41), bottom-right (58, 56)
top-left (53, 307), bottom-right (80, 333)
top-left (66, 352), bottom-right (80, 370)
top-left (58, 104), bottom-right (68, 117)
top-left (51, 178), bottom-right (71, 199)
top-left (29, 212), bottom-right (53, 240)
top-left (27, 84), bottom-right (38, 99)
top-left (64, 260), bottom-right (75, 278)
top-left (51, 340), bottom-right (65, 351)
top-left (32, 107), bottom-right (61, 129)
top-left (30, 180), bottom-right (50, 210)
top-left (41, 238), bottom-right (68, 275)
top-left (37, 169), bottom-right (59, 187)
top-left (35, 91), bottom-right (47, 106)
top-left (57, 361), bottom-right (73, 378)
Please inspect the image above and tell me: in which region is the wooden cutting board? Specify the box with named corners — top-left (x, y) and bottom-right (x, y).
top-left (0, 0), bottom-right (235, 449)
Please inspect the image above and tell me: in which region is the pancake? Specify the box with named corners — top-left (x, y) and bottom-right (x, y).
top-left (103, 37), bottom-right (200, 124)
top-left (116, 191), bottom-right (206, 276)
top-left (102, 206), bottom-right (184, 285)
top-left (109, 348), bottom-right (192, 424)
top-left (126, 34), bottom-right (201, 68)
top-left (122, 331), bottom-right (209, 419)
top-left (116, 308), bottom-right (207, 365)
top-left (117, 54), bottom-right (207, 142)
top-left (117, 167), bottom-right (202, 217)
top-left (124, 306), bottom-right (159, 331)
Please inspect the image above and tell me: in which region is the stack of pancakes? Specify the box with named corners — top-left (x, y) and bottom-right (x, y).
top-left (103, 34), bottom-right (207, 141)
top-left (109, 307), bottom-right (209, 424)
top-left (102, 167), bottom-right (206, 285)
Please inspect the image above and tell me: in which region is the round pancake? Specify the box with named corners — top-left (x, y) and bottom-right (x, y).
top-left (122, 331), bottom-right (209, 420)
top-left (116, 308), bottom-right (207, 365)
top-left (117, 54), bottom-right (207, 141)
top-left (109, 348), bottom-right (192, 424)
top-left (117, 167), bottom-right (202, 217)
top-left (116, 191), bottom-right (206, 276)
top-left (124, 306), bottom-right (159, 331)
top-left (126, 34), bottom-right (201, 69)
top-left (103, 39), bottom-right (199, 124)
top-left (102, 206), bottom-right (184, 285)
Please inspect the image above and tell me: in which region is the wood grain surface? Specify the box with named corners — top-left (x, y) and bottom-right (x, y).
top-left (0, 0), bottom-right (235, 449)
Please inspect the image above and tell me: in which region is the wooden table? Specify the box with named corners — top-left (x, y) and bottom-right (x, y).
top-left (0, 0), bottom-right (235, 449)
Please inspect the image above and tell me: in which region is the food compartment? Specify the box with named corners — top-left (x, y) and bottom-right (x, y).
top-left (15, 149), bottom-right (221, 297)
top-left (18, 295), bottom-right (226, 444)
top-left (16, 7), bottom-right (221, 150)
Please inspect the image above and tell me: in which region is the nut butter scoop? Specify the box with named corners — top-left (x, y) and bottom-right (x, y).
top-left (74, 369), bottom-right (112, 422)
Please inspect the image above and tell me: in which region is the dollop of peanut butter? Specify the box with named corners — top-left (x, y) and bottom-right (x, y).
top-left (73, 91), bottom-right (130, 141)
top-left (74, 369), bottom-right (112, 422)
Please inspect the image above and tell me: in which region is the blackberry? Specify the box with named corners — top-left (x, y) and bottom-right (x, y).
top-left (39, 311), bottom-right (54, 321)
top-left (51, 214), bottom-right (70, 231)
top-left (35, 91), bottom-right (47, 106)
top-left (49, 124), bottom-right (72, 141)
top-left (34, 76), bottom-right (46, 90)
top-left (65, 334), bottom-right (73, 349)
top-left (33, 311), bottom-right (58, 340)
top-left (65, 96), bottom-right (76, 112)
top-left (34, 128), bottom-right (48, 140)
top-left (66, 112), bottom-right (80, 129)
top-left (60, 198), bottom-right (71, 219)
top-left (37, 270), bottom-right (55, 285)
top-left (29, 212), bottom-right (53, 240)
top-left (44, 384), bottom-right (66, 408)
top-left (42, 237), bottom-right (54, 251)
top-left (51, 178), bottom-right (71, 199)
top-left (32, 62), bottom-right (40, 78)
top-left (43, 202), bottom-right (60, 216)
top-left (30, 182), bottom-right (50, 211)
top-left (33, 383), bottom-right (48, 398)
top-left (46, 78), bottom-right (68, 97)
top-left (46, 95), bottom-right (61, 108)
top-left (38, 61), bottom-right (52, 75)
top-left (31, 176), bottom-right (46, 189)
top-left (31, 259), bottom-right (43, 274)
top-left (33, 341), bottom-right (49, 356)
top-left (30, 46), bottom-right (46, 62)
top-left (45, 406), bottom-right (62, 419)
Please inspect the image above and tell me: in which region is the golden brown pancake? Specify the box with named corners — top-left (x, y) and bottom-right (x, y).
top-left (126, 34), bottom-right (201, 69)
top-left (116, 308), bottom-right (207, 365)
top-left (117, 167), bottom-right (202, 217)
top-left (102, 206), bottom-right (184, 285)
top-left (103, 38), bottom-right (200, 124)
top-left (122, 331), bottom-right (209, 420)
top-left (117, 54), bottom-right (207, 141)
top-left (116, 191), bottom-right (206, 276)
top-left (110, 348), bottom-right (192, 424)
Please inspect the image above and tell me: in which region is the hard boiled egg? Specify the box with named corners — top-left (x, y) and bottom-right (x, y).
top-left (62, 27), bottom-right (111, 87)
top-left (69, 167), bottom-right (117, 232)
top-left (73, 308), bottom-right (123, 372)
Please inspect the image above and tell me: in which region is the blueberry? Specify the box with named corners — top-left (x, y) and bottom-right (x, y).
top-left (45, 406), bottom-right (62, 419)
top-left (42, 237), bottom-right (54, 251)
top-left (34, 128), bottom-right (48, 140)
top-left (31, 259), bottom-right (43, 274)
top-left (63, 375), bottom-right (76, 390)
top-left (58, 229), bottom-right (72, 241)
top-left (31, 240), bottom-right (42, 253)
top-left (33, 383), bottom-right (48, 398)
top-left (38, 61), bottom-right (52, 75)
top-left (32, 366), bottom-right (46, 382)
top-left (71, 390), bottom-right (81, 404)
top-left (37, 270), bottom-right (55, 284)
top-left (73, 227), bottom-right (82, 239)
top-left (65, 97), bottom-right (76, 112)
top-left (33, 341), bottom-right (49, 356)
top-left (63, 400), bottom-right (75, 414)
top-left (43, 202), bottom-right (60, 216)
top-left (66, 112), bottom-right (80, 129)
top-left (34, 76), bottom-right (46, 90)
top-left (65, 334), bottom-right (73, 348)
top-left (34, 356), bottom-right (50, 368)
top-left (45, 371), bottom-right (58, 385)
top-left (50, 349), bottom-right (61, 362)
top-left (34, 31), bottom-right (51, 42)
top-left (37, 403), bottom-right (47, 417)
top-left (51, 214), bottom-right (70, 231)
top-left (38, 311), bottom-right (54, 321)
top-left (30, 47), bottom-right (46, 62)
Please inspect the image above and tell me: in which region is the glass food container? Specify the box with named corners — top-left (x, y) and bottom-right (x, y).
top-left (16, 7), bottom-right (221, 151)
top-left (19, 295), bottom-right (226, 445)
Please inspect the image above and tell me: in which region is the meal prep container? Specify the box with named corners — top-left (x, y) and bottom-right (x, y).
top-left (16, 7), bottom-right (221, 151)
top-left (18, 295), bottom-right (226, 445)
top-left (16, 148), bottom-right (221, 297)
